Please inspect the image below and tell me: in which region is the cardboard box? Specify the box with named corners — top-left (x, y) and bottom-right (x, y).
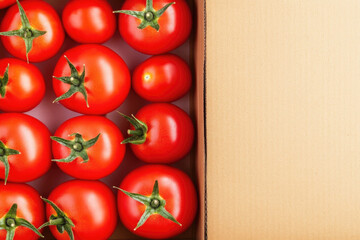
top-left (0, 0), bottom-right (207, 239)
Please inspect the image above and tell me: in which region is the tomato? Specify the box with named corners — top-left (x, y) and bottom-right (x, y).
top-left (0, 113), bottom-right (51, 184)
top-left (0, 0), bottom-right (64, 62)
top-left (114, 0), bottom-right (192, 54)
top-left (62, 0), bottom-right (116, 43)
top-left (42, 180), bottom-right (117, 240)
top-left (115, 165), bottom-right (197, 239)
top-left (0, 0), bottom-right (15, 9)
top-left (0, 58), bottom-right (45, 112)
top-left (0, 182), bottom-right (44, 240)
top-left (133, 54), bottom-right (192, 102)
top-left (51, 115), bottom-right (125, 180)
top-left (52, 44), bottom-right (131, 115)
top-left (121, 103), bottom-right (194, 163)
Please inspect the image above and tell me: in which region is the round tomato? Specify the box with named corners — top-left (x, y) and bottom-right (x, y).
top-left (0, 182), bottom-right (44, 240)
top-left (0, 113), bottom-right (51, 184)
top-left (0, 58), bottom-right (45, 112)
top-left (115, 165), bottom-right (197, 239)
top-left (0, 0), bottom-right (15, 9)
top-left (62, 0), bottom-right (116, 43)
top-left (52, 44), bottom-right (131, 115)
top-left (115, 0), bottom-right (192, 54)
top-left (51, 115), bottom-right (126, 179)
top-left (0, 0), bottom-right (65, 62)
top-left (121, 103), bottom-right (194, 163)
top-left (42, 180), bottom-right (117, 240)
top-left (133, 54), bottom-right (192, 102)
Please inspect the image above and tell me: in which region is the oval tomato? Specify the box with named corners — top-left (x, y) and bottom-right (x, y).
top-left (0, 0), bottom-right (15, 9)
top-left (115, 165), bottom-right (197, 239)
top-left (51, 115), bottom-right (126, 179)
top-left (121, 103), bottom-right (194, 163)
top-left (52, 44), bottom-right (131, 115)
top-left (43, 180), bottom-right (117, 240)
top-left (0, 113), bottom-right (51, 183)
top-left (62, 0), bottom-right (116, 43)
top-left (0, 183), bottom-right (44, 240)
top-left (133, 54), bottom-right (192, 102)
top-left (0, 58), bottom-right (45, 112)
top-left (0, 0), bottom-right (65, 62)
top-left (115, 0), bottom-right (192, 54)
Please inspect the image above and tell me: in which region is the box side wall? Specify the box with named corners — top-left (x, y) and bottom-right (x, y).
top-left (194, 0), bottom-right (206, 239)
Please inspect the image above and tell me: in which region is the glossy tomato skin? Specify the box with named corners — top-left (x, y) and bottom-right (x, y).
top-left (0, 0), bottom-right (15, 9)
top-left (117, 165), bottom-right (198, 239)
top-left (133, 54), bottom-right (192, 102)
top-left (46, 180), bottom-right (117, 240)
top-left (0, 0), bottom-right (65, 62)
top-left (119, 0), bottom-right (192, 54)
top-left (0, 58), bottom-right (45, 112)
top-left (130, 103), bottom-right (194, 163)
top-left (62, 0), bottom-right (116, 43)
top-left (0, 182), bottom-right (44, 240)
top-left (52, 44), bottom-right (131, 115)
top-left (52, 115), bottom-right (126, 179)
top-left (0, 113), bottom-right (51, 182)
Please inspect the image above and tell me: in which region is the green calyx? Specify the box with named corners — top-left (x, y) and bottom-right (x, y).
top-left (53, 56), bottom-right (89, 107)
top-left (118, 112), bottom-right (148, 145)
top-left (0, 140), bottom-right (20, 185)
top-left (50, 133), bottom-right (100, 163)
top-left (0, 64), bottom-right (9, 98)
top-left (0, 203), bottom-right (44, 240)
top-left (0, 0), bottom-right (46, 63)
top-left (113, 0), bottom-right (175, 31)
top-left (39, 197), bottom-right (75, 240)
top-left (114, 180), bottom-right (182, 231)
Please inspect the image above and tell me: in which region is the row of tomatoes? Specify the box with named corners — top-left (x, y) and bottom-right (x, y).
top-left (0, 0), bottom-right (192, 62)
top-left (0, 0), bottom-right (197, 239)
top-left (0, 107), bottom-right (194, 183)
top-left (0, 165), bottom-right (197, 240)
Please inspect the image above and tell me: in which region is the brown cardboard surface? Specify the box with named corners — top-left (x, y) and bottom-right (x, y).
top-left (206, 1), bottom-right (360, 239)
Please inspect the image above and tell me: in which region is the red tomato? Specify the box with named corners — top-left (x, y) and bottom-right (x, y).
top-left (116, 165), bottom-right (197, 239)
top-left (0, 58), bottom-right (45, 112)
top-left (122, 103), bottom-right (194, 163)
top-left (52, 44), bottom-right (131, 115)
top-left (0, 0), bottom-right (15, 9)
top-left (0, 183), bottom-right (44, 240)
top-left (62, 0), bottom-right (116, 43)
top-left (0, 113), bottom-right (51, 183)
top-left (52, 115), bottom-right (126, 180)
top-left (116, 0), bottom-right (192, 54)
top-left (44, 180), bottom-right (117, 240)
top-left (0, 0), bottom-right (65, 62)
top-left (133, 54), bottom-right (192, 102)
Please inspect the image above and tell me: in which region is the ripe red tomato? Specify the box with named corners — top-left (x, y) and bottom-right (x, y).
top-left (0, 0), bottom-right (15, 9)
top-left (115, 0), bottom-right (192, 54)
top-left (0, 0), bottom-right (65, 62)
top-left (52, 44), bottom-right (131, 115)
top-left (0, 182), bottom-right (44, 240)
top-left (115, 165), bottom-right (198, 239)
top-left (0, 58), bottom-right (45, 112)
top-left (43, 180), bottom-right (117, 240)
top-left (133, 54), bottom-right (192, 102)
top-left (62, 0), bottom-right (116, 43)
top-left (121, 103), bottom-right (194, 163)
top-left (0, 113), bottom-right (51, 183)
top-left (51, 115), bottom-right (126, 180)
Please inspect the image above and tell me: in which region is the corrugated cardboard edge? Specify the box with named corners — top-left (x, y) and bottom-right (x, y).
top-left (194, 0), bottom-right (206, 239)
